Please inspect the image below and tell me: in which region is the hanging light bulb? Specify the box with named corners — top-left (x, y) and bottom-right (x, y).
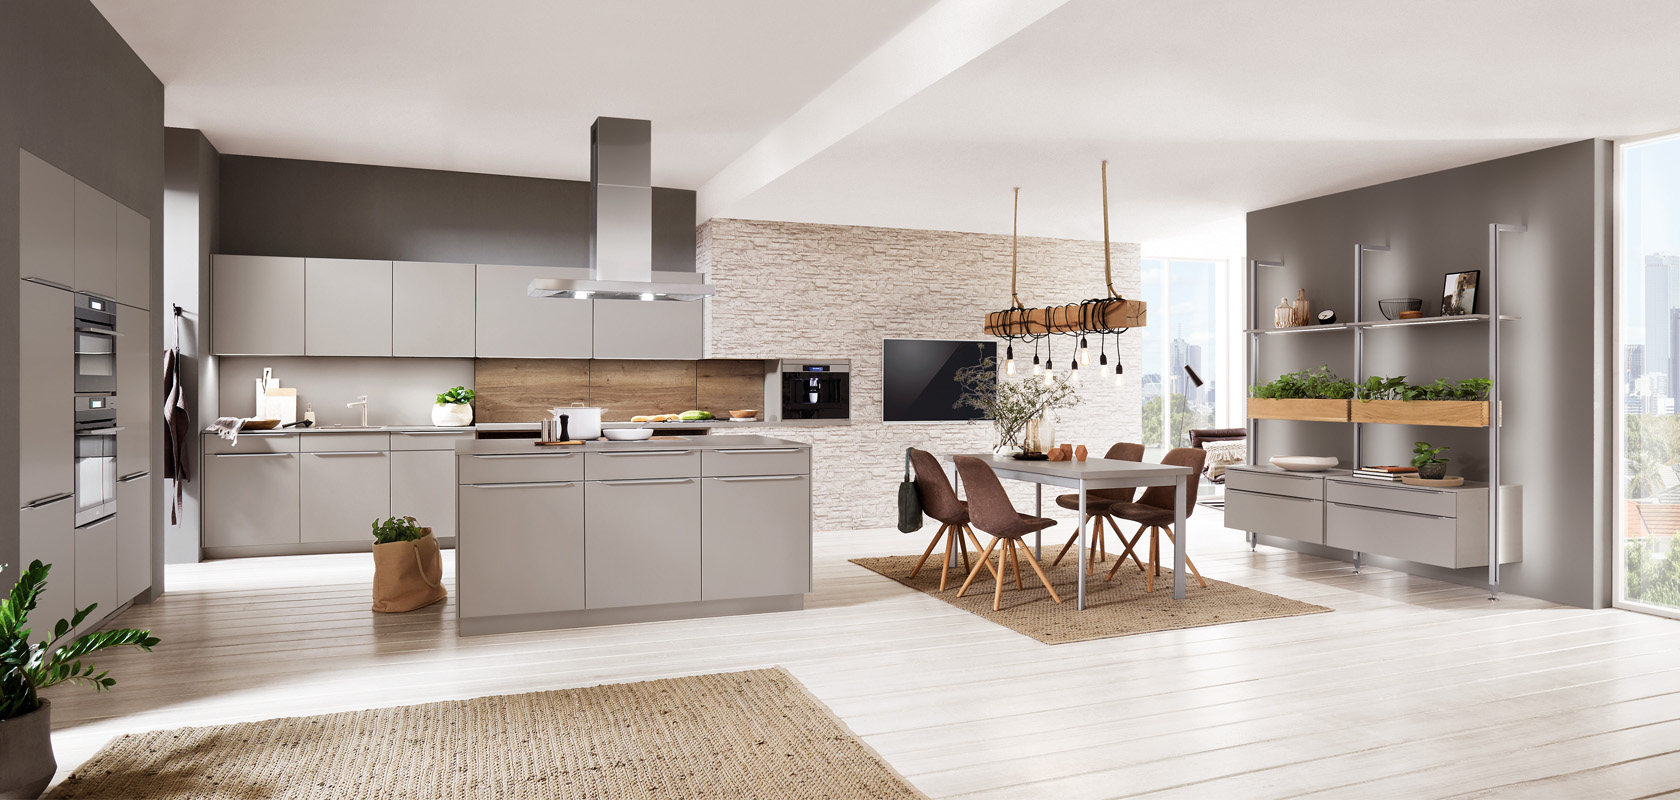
top-left (1044, 350), bottom-right (1055, 385)
top-left (1099, 335), bottom-right (1109, 367)
top-left (1114, 360), bottom-right (1124, 387)
top-left (1069, 359), bottom-right (1081, 386)
top-left (1004, 344), bottom-right (1016, 376)
top-left (1079, 336), bottom-right (1090, 367)
top-left (1031, 347), bottom-right (1042, 376)
top-left (1044, 368), bottom-right (1056, 386)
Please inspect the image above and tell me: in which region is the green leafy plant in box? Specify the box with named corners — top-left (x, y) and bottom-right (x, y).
top-left (1250, 366), bottom-right (1357, 400)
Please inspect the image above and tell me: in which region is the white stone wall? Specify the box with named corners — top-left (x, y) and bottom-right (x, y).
top-left (701, 218), bottom-right (1144, 532)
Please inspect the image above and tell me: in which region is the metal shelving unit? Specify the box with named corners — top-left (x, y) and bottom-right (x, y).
top-left (1244, 223), bottom-right (1525, 598)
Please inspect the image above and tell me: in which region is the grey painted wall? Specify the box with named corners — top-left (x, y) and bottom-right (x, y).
top-left (163, 128), bottom-right (219, 563)
top-left (1247, 139), bottom-right (1613, 609)
top-left (216, 155), bottom-right (698, 271)
top-left (0, 1), bottom-right (165, 597)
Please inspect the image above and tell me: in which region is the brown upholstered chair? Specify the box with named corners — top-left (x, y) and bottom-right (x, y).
top-left (907, 448), bottom-right (995, 590)
top-left (1050, 442), bottom-right (1146, 573)
top-left (1189, 427), bottom-right (1246, 485)
top-left (1104, 447), bottom-right (1209, 592)
top-left (952, 456), bottom-right (1064, 611)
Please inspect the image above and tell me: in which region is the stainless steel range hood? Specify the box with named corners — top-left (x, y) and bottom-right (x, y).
top-left (529, 117), bottom-right (715, 302)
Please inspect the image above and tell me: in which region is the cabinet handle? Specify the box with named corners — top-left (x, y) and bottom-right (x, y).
top-left (473, 453), bottom-right (575, 459)
top-left (24, 277), bottom-right (73, 292)
top-left (1330, 478), bottom-right (1444, 495)
top-left (716, 448), bottom-right (802, 454)
top-left (598, 450), bottom-right (690, 457)
top-left (1327, 501), bottom-right (1450, 520)
top-left (310, 451), bottom-right (387, 457)
top-left (465, 481), bottom-right (577, 489)
top-left (118, 471), bottom-right (150, 483)
top-left (23, 492), bottom-right (74, 509)
top-left (595, 478), bottom-right (694, 486)
top-left (712, 475), bottom-right (805, 483)
top-left (399, 431), bottom-right (469, 435)
top-left (75, 326), bottom-right (122, 337)
top-left (214, 452), bottom-right (294, 458)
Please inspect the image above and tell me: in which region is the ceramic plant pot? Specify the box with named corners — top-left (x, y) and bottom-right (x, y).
top-left (431, 403), bottom-right (473, 427)
top-left (0, 699), bottom-right (55, 799)
top-left (1417, 462), bottom-right (1447, 480)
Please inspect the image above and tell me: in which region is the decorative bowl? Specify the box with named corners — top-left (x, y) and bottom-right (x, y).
top-left (602, 428), bottom-right (654, 441)
top-left (1269, 455), bottom-right (1339, 472)
top-left (728, 409), bottom-right (759, 419)
top-left (1378, 298), bottom-right (1423, 320)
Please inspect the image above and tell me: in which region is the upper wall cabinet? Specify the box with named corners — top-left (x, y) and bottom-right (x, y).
top-left (212, 255), bottom-right (305, 355)
top-left (394, 261), bottom-right (475, 357)
top-left (475, 264), bottom-right (592, 358)
top-left (73, 181), bottom-right (118, 299)
top-left (19, 150), bottom-right (75, 287)
top-left (115, 204), bottom-right (150, 310)
top-left (592, 297), bottom-right (703, 359)
top-left (306, 258), bottom-right (393, 356)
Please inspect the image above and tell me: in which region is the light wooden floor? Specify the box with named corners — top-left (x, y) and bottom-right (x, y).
top-left (45, 510), bottom-right (1680, 799)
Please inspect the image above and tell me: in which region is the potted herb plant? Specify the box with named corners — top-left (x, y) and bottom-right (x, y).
top-left (432, 386), bottom-right (475, 427)
top-left (1, 561), bottom-right (158, 799)
top-left (1353, 376), bottom-right (1493, 427)
top-left (371, 516), bottom-right (447, 613)
top-left (1248, 366), bottom-right (1356, 422)
top-left (954, 357), bottom-right (1081, 456)
top-left (1412, 441), bottom-right (1450, 480)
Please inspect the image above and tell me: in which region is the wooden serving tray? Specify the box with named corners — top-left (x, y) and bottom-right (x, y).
top-left (533, 440), bottom-right (584, 446)
top-left (1400, 475), bottom-right (1465, 487)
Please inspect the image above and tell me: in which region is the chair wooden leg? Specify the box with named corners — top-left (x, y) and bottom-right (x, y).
top-left (1018, 542), bottom-right (1064, 604)
top-left (1051, 531), bottom-right (1080, 567)
top-left (1087, 516), bottom-right (1104, 574)
top-left (1162, 527), bottom-right (1208, 588)
top-left (963, 526), bottom-right (999, 580)
top-left (957, 527), bottom-right (971, 574)
top-left (1147, 527), bottom-right (1157, 593)
top-left (1095, 515), bottom-right (1106, 565)
top-left (939, 525), bottom-right (960, 592)
top-left (1009, 539), bottom-right (1024, 589)
top-left (957, 536), bottom-right (1000, 598)
top-left (909, 523), bottom-right (948, 579)
top-left (1108, 521), bottom-right (1147, 581)
top-left (994, 540), bottom-right (1009, 611)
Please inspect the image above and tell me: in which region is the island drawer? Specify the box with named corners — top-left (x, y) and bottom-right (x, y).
top-left (458, 451), bottom-right (583, 484)
top-left (1225, 489), bottom-right (1323, 544)
top-left (390, 430), bottom-right (475, 451)
top-left (205, 433), bottom-right (297, 455)
top-left (1326, 479), bottom-right (1457, 517)
top-left (1226, 469), bottom-right (1325, 500)
top-left (701, 447), bottom-right (810, 477)
top-left (585, 449), bottom-right (700, 481)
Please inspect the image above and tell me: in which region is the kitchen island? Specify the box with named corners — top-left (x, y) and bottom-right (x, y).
top-left (454, 435), bottom-right (812, 636)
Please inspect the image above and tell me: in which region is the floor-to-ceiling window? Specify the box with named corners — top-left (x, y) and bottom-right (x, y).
top-left (1140, 258), bottom-right (1231, 451)
top-left (1618, 130), bottom-right (1680, 617)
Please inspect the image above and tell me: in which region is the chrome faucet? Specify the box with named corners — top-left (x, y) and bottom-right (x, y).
top-left (347, 395), bottom-right (369, 427)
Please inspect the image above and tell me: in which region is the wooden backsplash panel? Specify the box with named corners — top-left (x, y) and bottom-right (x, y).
top-left (698, 360), bottom-right (768, 417)
top-left (588, 360), bottom-right (697, 420)
top-left (474, 359), bottom-right (588, 422)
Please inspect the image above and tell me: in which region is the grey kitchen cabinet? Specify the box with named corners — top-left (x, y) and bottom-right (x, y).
top-left (117, 472), bottom-right (153, 601)
top-left (393, 261), bottom-right (475, 357)
top-left (115, 203), bottom-right (150, 310)
top-left (19, 149), bottom-right (75, 287)
top-left (19, 495), bottom-right (75, 634)
top-left (591, 297), bottom-right (703, 359)
top-left (584, 478), bottom-right (700, 609)
top-left (475, 264), bottom-right (592, 358)
top-left (700, 475), bottom-right (811, 600)
top-left (74, 516), bottom-right (118, 632)
top-left (116, 304), bottom-right (150, 479)
top-left (306, 258), bottom-right (393, 356)
top-left (458, 480), bottom-right (585, 618)
top-left (73, 181), bottom-right (118, 299)
top-left (212, 255), bottom-right (305, 355)
top-left (391, 449), bottom-right (456, 542)
top-left (1224, 489), bottom-right (1324, 545)
top-left (300, 450), bottom-right (391, 543)
top-left (203, 450), bottom-right (300, 547)
top-left (1324, 480), bottom-right (1523, 569)
top-left (19, 280), bottom-right (73, 509)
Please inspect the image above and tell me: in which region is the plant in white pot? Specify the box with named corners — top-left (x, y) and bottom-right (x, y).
top-left (432, 386), bottom-right (475, 427)
top-left (954, 356), bottom-right (1081, 456)
top-left (370, 517), bottom-right (447, 613)
top-left (1, 561), bottom-right (158, 799)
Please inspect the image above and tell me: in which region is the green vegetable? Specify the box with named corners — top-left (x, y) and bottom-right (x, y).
top-left (372, 516), bottom-right (428, 544)
top-left (679, 410), bottom-right (714, 421)
top-left (435, 386), bottom-right (475, 405)
top-left (0, 561), bottom-right (160, 721)
top-left (1412, 441), bottom-right (1450, 467)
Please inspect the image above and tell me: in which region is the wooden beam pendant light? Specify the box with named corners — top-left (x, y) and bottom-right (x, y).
top-left (984, 161), bottom-right (1148, 338)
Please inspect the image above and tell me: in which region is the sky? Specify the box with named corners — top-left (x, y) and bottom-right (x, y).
top-left (1622, 134), bottom-right (1680, 344)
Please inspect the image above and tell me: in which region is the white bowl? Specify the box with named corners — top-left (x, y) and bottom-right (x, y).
top-left (603, 428), bottom-right (654, 441)
top-left (1269, 455), bottom-right (1339, 472)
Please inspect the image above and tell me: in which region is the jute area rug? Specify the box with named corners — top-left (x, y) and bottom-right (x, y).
top-left (46, 668), bottom-right (925, 800)
top-left (851, 548), bottom-right (1331, 645)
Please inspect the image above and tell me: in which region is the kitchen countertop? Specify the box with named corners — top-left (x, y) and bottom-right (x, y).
top-left (202, 425), bottom-right (480, 435)
top-left (454, 434), bottom-right (811, 456)
top-left (475, 418), bottom-right (849, 431)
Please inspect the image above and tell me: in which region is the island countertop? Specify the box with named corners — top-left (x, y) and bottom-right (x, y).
top-left (453, 434), bottom-right (811, 456)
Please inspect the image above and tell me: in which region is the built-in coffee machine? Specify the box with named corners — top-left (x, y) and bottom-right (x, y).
top-left (780, 361), bottom-right (849, 420)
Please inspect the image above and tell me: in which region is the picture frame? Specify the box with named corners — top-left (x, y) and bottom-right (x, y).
top-left (1441, 269), bottom-right (1479, 316)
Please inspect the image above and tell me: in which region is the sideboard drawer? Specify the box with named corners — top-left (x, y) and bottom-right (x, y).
top-left (1227, 468), bottom-right (1325, 500)
top-left (1326, 501), bottom-right (1464, 568)
top-left (1326, 479), bottom-right (1458, 517)
top-left (1225, 489), bottom-right (1323, 544)
top-left (701, 447), bottom-right (810, 477)
top-left (458, 451), bottom-right (583, 485)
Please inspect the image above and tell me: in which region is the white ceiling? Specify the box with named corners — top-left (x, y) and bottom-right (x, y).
top-left (97, 0), bottom-right (1680, 244)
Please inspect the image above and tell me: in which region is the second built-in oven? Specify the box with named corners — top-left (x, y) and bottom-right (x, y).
top-left (74, 396), bottom-right (118, 527)
top-left (73, 293), bottom-right (117, 395)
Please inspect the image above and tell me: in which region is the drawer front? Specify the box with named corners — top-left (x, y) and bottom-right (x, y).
top-left (1226, 469), bottom-right (1324, 500)
top-left (1326, 502), bottom-right (1462, 568)
top-left (301, 432), bottom-right (390, 452)
top-left (701, 447), bottom-right (810, 477)
top-left (585, 449), bottom-right (700, 481)
top-left (1225, 489), bottom-right (1323, 544)
top-left (204, 433), bottom-right (298, 455)
top-left (1326, 480), bottom-right (1457, 517)
top-left (389, 430), bottom-right (475, 451)
top-left (458, 452), bottom-right (583, 485)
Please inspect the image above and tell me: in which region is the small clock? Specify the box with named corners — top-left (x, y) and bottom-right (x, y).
top-left (1317, 309), bottom-right (1337, 325)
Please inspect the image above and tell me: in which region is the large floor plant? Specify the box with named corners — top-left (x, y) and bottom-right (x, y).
top-left (955, 357), bottom-right (1081, 452)
top-left (1, 561), bottom-right (158, 721)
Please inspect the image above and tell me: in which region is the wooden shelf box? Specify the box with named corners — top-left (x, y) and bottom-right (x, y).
top-left (1351, 399), bottom-right (1490, 428)
top-left (1246, 398), bottom-right (1351, 423)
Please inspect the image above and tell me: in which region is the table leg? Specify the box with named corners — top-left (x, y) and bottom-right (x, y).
top-left (1035, 484), bottom-right (1043, 559)
top-left (1173, 474), bottom-right (1187, 600)
top-left (1077, 478), bottom-right (1088, 610)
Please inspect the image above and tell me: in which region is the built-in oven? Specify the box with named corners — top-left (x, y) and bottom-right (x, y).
top-left (73, 293), bottom-right (118, 396)
top-left (73, 396), bottom-right (119, 527)
top-left (780, 361), bottom-right (850, 420)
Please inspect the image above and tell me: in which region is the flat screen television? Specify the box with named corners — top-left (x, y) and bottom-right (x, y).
top-left (882, 339), bottom-right (996, 423)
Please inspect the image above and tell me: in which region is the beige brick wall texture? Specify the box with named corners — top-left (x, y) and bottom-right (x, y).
top-left (699, 217), bottom-right (1144, 533)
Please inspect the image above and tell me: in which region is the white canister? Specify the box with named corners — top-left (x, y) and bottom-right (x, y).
top-left (552, 403), bottom-right (604, 439)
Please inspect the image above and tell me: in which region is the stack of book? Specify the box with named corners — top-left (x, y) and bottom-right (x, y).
top-left (1353, 465), bottom-right (1417, 482)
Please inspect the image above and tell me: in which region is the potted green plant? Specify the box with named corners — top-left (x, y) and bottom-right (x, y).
top-left (1412, 441), bottom-right (1450, 480)
top-left (432, 386), bottom-right (475, 427)
top-left (1, 561), bottom-right (158, 799)
top-left (1248, 366), bottom-right (1356, 422)
top-left (954, 357), bottom-right (1081, 456)
top-left (371, 517), bottom-right (447, 613)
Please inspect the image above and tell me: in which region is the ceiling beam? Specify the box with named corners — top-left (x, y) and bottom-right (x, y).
top-left (695, 0), bottom-right (1071, 222)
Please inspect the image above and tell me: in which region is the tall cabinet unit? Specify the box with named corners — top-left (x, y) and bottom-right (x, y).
top-left (17, 280), bottom-right (75, 626)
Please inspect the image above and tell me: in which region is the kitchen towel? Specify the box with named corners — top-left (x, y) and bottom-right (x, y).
top-left (163, 309), bottom-right (192, 525)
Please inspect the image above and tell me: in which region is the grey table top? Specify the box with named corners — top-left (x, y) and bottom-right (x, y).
top-left (944, 454), bottom-right (1191, 481)
top-left (454, 434), bottom-right (812, 456)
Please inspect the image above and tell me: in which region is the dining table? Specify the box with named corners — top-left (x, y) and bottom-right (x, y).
top-left (944, 454), bottom-right (1194, 607)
